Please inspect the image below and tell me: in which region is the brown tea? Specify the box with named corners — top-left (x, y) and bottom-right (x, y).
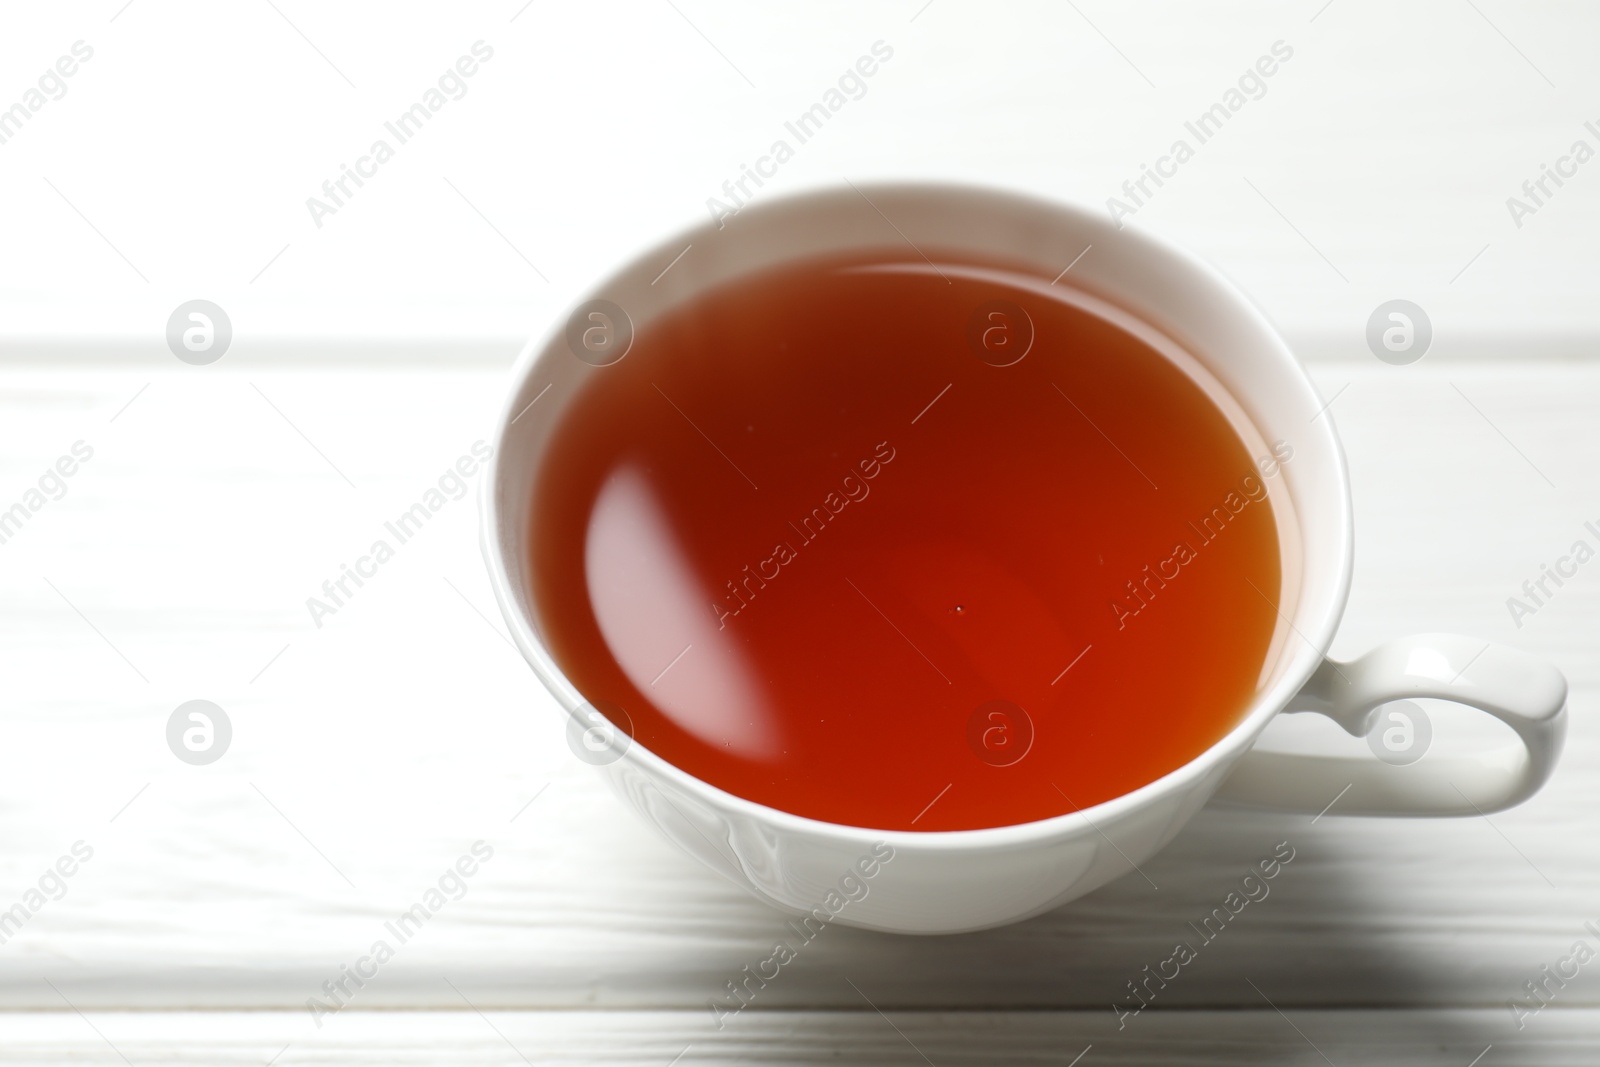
top-left (528, 250), bottom-right (1286, 831)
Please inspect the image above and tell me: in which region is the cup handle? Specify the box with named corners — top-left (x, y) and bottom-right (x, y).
top-left (1215, 634), bottom-right (1568, 816)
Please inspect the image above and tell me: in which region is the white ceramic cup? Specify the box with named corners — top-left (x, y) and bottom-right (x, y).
top-left (481, 183), bottom-right (1568, 935)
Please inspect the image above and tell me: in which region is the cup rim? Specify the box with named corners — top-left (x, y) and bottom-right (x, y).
top-left (480, 179), bottom-right (1354, 851)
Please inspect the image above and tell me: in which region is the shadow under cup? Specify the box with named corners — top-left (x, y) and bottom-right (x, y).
top-left (482, 183), bottom-right (1347, 931)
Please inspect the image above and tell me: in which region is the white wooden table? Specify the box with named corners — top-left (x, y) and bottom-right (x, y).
top-left (0, 354), bottom-right (1595, 1063)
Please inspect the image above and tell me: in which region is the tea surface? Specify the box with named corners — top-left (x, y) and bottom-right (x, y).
top-left (530, 251), bottom-right (1285, 831)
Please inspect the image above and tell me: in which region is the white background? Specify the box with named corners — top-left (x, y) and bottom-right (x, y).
top-left (1, 0), bottom-right (1598, 350)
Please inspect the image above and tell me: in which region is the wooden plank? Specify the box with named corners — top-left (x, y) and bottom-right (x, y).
top-left (0, 1009), bottom-right (1593, 1065)
top-left (2, 1), bottom-right (1597, 350)
top-left (0, 362), bottom-right (1595, 1011)
top-left (0, 1011), bottom-right (1593, 1067)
